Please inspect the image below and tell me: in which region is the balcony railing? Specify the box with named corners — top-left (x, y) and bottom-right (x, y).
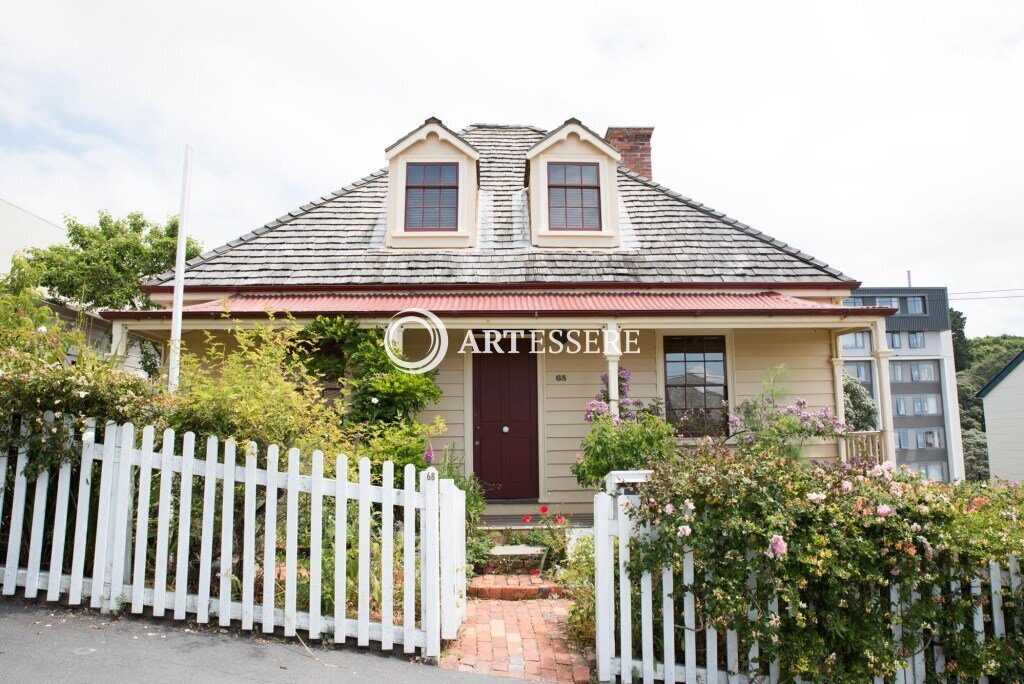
top-left (843, 430), bottom-right (884, 463)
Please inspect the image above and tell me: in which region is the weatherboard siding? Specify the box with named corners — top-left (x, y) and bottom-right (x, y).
top-left (982, 362), bottom-right (1024, 482)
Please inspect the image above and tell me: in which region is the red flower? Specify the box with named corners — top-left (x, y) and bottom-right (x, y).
top-left (555, 515), bottom-right (566, 524)
top-left (539, 505), bottom-right (549, 514)
top-left (521, 515), bottom-right (532, 523)
top-left (531, 568), bottom-right (540, 576)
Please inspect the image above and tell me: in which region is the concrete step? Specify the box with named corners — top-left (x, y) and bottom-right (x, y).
top-left (482, 544), bottom-right (546, 574)
top-left (468, 573), bottom-right (567, 600)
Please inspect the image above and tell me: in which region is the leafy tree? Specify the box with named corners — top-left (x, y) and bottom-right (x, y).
top-left (962, 428), bottom-right (990, 481)
top-left (25, 211), bottom-right (201, 311)
top-left (842, 371), bottom-right (878, 431)
top-left (949, 308), bottom-right (972, 371)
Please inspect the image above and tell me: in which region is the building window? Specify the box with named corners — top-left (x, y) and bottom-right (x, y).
top-left (916, 428), bottom-right (945, 449)
top-left (904, 296), bottom-right (926, 315)
top-left (908, 332), bottom-right (925, 348)
top-left (405, 163), bottom-right (458, 231)
top-left (890, 361), bottom-right (904, 382)
top-left (910, 361), bottom-right (936, 382)
top-left (876, 296), bottom-right (899, 308)
top-left (664, 335), bottom-right (728, 436)
top-left (895, 395), bottom-right (907, 416)
top-left (842, 332), bottom-right (868, 350)
top-left (913, 395), bottom-right (941, 415)
top-left (548, 162), bottom-right (601, 231)
top-left (843, 297), bottom-right (865, 307)
top-left (846, 360), bottom-right (871, 384)
top-left (886, 332), bottom-right (902, 349)
top-left (895, 429), bottom-right (909, 449)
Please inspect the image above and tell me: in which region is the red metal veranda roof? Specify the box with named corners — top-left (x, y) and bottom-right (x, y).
top-left (102, 292), bottom-right (895, 319)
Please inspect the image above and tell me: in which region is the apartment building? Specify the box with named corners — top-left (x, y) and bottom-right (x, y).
top-left (841, 287), bottom-right (965, 481)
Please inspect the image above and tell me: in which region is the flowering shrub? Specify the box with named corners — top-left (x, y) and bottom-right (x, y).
top-left (572, 413), bottom-right (676, 488)
top-left (523, 505), bottom-right (572, 572)
top-left (628, 443), bottom-right (1024, 681)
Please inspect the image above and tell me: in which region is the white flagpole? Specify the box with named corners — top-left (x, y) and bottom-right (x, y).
top-left (168, 144), bottom-right (193, 392)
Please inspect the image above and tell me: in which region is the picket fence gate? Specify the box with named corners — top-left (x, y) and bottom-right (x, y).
top-left (593, 471), bottom-right (1022, 684)
top-left (0, 418), bottom-right (467, 658)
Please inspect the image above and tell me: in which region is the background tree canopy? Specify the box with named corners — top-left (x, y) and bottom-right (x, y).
top-left (951, 307), bottom-right (1024, 480)
top-left (24, 211), bottom-right (202, 311)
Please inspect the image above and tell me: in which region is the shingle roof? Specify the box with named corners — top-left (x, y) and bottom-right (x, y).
top-left (145, 124), bottom-right (855, 290)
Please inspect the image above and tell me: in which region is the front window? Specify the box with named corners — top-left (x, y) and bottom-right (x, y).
top-left (664, 335), bottom-right (728, 435)
top-left (405, 163), bottom-right (458, 231)
top-left (910, 361), bottom-right (936, 382)
top-left (886, 332), bottom-right (902, 349)
top-left (913, 395), bottom-right (941, 415)
top-left (548, 162), bottom-right (601, 230)
top-left (904, 296), bottom-right (926, 315)
top-left (908, 332), bottom-right (925, 348)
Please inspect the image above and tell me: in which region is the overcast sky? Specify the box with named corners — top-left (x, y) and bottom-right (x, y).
top-left (1, 1), bottom-right (1022, 336)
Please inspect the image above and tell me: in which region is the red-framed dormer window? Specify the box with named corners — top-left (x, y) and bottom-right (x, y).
top-left (405, 162), bottom-right (458, 231)
top-left (547, 162), bottom-right (601, 231)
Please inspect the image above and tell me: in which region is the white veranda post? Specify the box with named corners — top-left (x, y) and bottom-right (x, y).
top-left (604, 321), bottom-right (621, 418)
top-left (871, 319), bottom-right (897, 464)
top-left (830, 331), bottom-right (847, 460)
top-left (168, 144), bottom-right (193, 392)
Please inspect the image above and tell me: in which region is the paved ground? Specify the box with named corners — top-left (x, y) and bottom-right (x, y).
top-left (0, 598), bottom-right (505, 683)
top-left (440, 598), bottom-right (591, 682)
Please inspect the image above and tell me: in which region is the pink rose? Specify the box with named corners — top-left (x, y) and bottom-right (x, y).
top-left (677, 525), bottom-right (692, 537)
top-left (841, 480), bottom-right (853, 493)
top-left (876, 504), bottom-right (893, 518)
top-left (768, 534), bottom-right (788, 558)
top-left (664, 503), bottom-right (675, 515)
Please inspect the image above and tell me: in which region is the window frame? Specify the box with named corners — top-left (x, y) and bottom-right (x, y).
top-left (904, 296), bottom-right (927, 315)
top-left (908, 332), bottom-right (925, 348)
top-left (403, 162), bottom-right (460, 232)
top-left (916, 427), bottom-right (945, 449)
top-left (910, 361), bottom-right (937, 382)
top-left (546, 161), bottom-right (602, 231)
top-left (890, 361), bottom-right (904, 382)
top-left (886, 331), bottom-right (902, 349)
top-left (842, 332), bottom-right (868, 350)
top-left (663, 335), bottom-right (729, 437)
top-left (843, 297), bottom-right (865, 307)
top-left (876, 296), bottom-right (900, 308)
top-left (912, 394), bottom-right (941, 416)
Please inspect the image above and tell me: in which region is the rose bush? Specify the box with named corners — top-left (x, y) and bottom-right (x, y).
top-left (628, 443), bottom-right (1024, 681)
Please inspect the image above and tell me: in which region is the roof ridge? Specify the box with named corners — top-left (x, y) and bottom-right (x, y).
top-left (462, 123), bottom-right (547, 133)
top-left (146, 168), bottom-right (390, 286)
top-left (616, 166), bottom-right (853, 282)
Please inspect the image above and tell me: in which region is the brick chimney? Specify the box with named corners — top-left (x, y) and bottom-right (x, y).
top-left (604, 127), bottom-right (654, 178)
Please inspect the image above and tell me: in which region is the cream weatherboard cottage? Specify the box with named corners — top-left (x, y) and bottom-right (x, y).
top-left (103, 118), bottom-right (897, 515)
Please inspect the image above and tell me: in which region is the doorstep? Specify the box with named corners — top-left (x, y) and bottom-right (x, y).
top-left (469, 574), bottom-right (567, 600)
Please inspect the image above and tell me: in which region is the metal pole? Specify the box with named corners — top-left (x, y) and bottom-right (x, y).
top-left (168, 144), bottom-right (193, 392)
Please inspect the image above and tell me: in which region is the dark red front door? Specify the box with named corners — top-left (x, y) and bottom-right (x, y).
top-left (473, 343), bottom-right (538, 500)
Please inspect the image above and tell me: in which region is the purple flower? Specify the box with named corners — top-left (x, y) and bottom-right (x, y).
top-left (423, 443), bottom-right (434, 464)
top-left (768, 535), bottom-right (788, 558)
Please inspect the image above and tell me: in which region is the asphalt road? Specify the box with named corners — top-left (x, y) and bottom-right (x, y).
top-left (0, 598), bottom-right (503, 683)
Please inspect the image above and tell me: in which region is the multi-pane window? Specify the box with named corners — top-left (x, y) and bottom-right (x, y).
top-left (876, 296), bottom-right (899, 308)
top-left (910, 361), bottom-right (937, 382)
top-left (890, 361), bottom-right (904, 382)
top-left (664, 336), bottom-right (728, 435)
top-left (904, 296), bottom-right (926, 315)
top-left (405, 163), bottom-right (458, 231)
top-left (842, 332), bottom-right (868, 349)
top-left (843, 297), bottom-right (865, 307)
top-left (886, 332), bottom-right (902, 349)
top-left (916, 428), bottom-right (945, 449)
top-left (548, 162), bottom-right (601, 230)
top-left (908, 332), bottom-right (925, 348)
top-left (913, 395), bottom-right (941, 415)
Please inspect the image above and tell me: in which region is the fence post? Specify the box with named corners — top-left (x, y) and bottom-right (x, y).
top-left (421, 467), bottom-right (441, 659)
top-left (594, 492), bottom-right (614, 681)
top-left (439, 478), bottom-right (458, 640)
top-left (107, 423), bottom-right (133, 612)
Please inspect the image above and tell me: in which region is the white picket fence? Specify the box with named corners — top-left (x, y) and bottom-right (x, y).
top-left (0, 419), bottom-right (466, 658)
top-left (594, 471), bottom-right (1022, 684)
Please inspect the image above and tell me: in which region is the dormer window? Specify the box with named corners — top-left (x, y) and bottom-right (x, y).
top-left (405, 163), bottom-right (458, 231)
top-left (548, 162), bottom-right (601, 230)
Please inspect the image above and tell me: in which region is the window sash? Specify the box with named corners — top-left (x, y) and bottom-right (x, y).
top-left (405, 163), bottom-right (459, 231)
top-left (548, 162), bottom-right (601, 231)
top-left (908, 332), bottom-right (925, 348)
top-left (664, 335), bottom-right (728, 436)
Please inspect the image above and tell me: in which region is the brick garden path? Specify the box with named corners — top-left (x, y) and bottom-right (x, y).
top-left (439, 597), bottom-right (591, 682)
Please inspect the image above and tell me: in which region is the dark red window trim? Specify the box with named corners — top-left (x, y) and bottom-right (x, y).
top-left (547, 162), bottom-right (601, 231)
top-left (405, 162), bottom-right (459, 231)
